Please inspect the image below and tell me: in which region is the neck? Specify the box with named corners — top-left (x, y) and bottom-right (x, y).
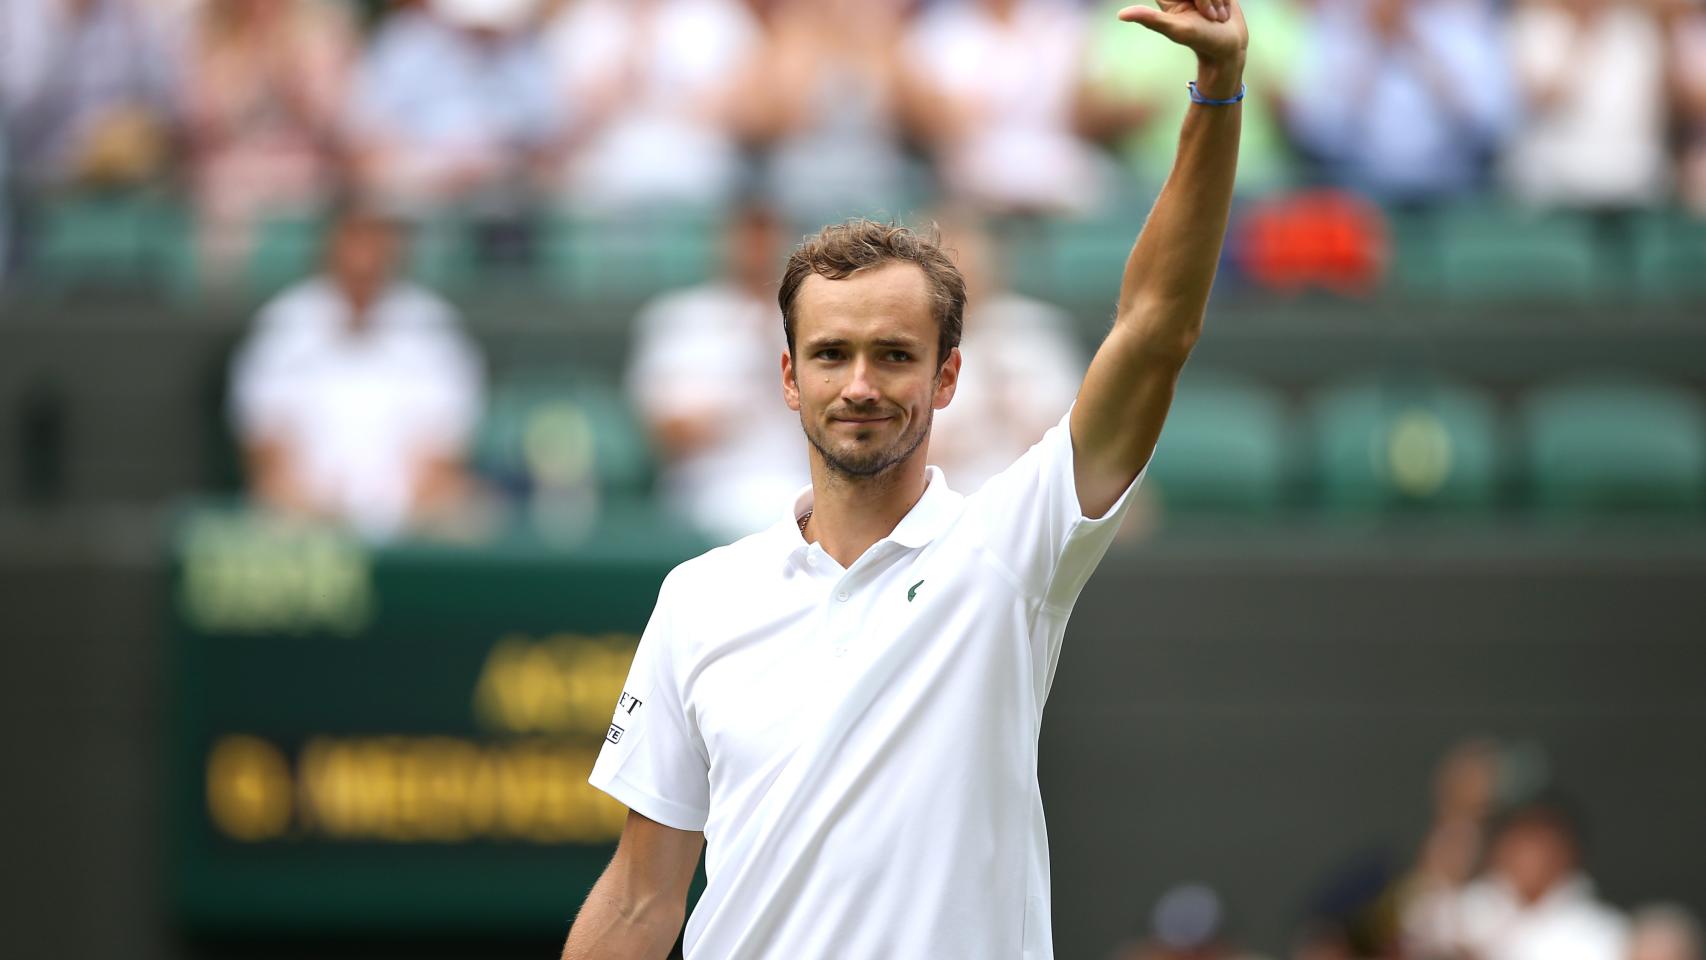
top-left (802, 451), bottom-right (929, 569)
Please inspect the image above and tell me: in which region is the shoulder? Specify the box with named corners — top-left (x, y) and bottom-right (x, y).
top-left (257, 276), bottom-right (336, 322)
top-left (375, 283), bottom-right (465, 333)
top-left (242, 279), bottom-right (339, 354)
top-left (639, 282), bottom-right (744, 324)
top-left (976, 292), bottom-right (1075, 333)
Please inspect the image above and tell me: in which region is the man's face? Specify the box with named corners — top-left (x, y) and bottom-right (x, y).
top-left (783, 262), bottom-right (959, 480)
top-left (1491, 821), bottom-right (1575, 905)
top-left (328, 217), bottom-right (400, 307)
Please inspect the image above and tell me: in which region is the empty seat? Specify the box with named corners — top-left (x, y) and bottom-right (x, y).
top-left (1432, 205), bottom-right (1603, 301)
top-left (1307, 376), bottom-right (1502, 511)
top-left (1145, 372), bottom-right (1291, 513)
top-left (31, 193), bottom-right (194, 294)
top-left (543, 212), bottom-right (718, 302)
top-left (1520, 377), bottom-right (1706, 513)
top-left (1633, 213), bottom-right (1706, 301)
top-left (473, 371), bottom-right (655, 501)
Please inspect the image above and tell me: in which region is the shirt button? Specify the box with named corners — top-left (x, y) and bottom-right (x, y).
top-left (836, 591), bottom-right (849, 602)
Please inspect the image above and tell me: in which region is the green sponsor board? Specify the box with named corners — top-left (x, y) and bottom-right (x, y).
top-left (167, 503), bottom-right (712, 935)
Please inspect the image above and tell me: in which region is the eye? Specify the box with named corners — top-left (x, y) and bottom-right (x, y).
top-left (884, 350), bottom-right (912, 362)
top-left (815, 348), bottom-right (844, 361)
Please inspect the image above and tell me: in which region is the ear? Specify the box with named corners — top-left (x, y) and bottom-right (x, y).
top-left (932, 346), bottom-right (961, 410)
top-left (782, 349), bottom-right (801, 412)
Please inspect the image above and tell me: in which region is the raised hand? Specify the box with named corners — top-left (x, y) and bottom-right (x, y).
top-left (1118, 0), bottom-right (1249, 72)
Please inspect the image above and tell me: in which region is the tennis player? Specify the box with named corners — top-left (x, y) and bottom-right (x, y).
top-left (564, 2), bottom-right (1248, 956)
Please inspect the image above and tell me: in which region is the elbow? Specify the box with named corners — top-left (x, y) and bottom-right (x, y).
top-left (1113, 311), bottom-right (1202, 368)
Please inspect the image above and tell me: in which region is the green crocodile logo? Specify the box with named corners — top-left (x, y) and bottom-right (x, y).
top-left (907, 579), bottom-right (925, 602)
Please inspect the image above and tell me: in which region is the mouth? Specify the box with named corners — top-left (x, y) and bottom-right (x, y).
top-left (832, 416), bottom-right (892, 425)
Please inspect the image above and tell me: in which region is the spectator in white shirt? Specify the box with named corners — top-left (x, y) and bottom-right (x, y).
top-left (229, 204), bottom-right (486, 541)
top-left (1629, 905), bottom-right (1703, 960)
top-left (747, 0), bottom-right (914, 220)
top-left (1503, 0), bottom-right (1670, 210)
top-left (544, 0), bottom-right (763, 212)
top-left (900, 0), bottom-right (1111, 214)
top-left (1408, 800), bottom-right (1629, 960)
top-left (625, 202), bottom-right (808, 542)
top-left (929, 215), bottom-right (1085, 494)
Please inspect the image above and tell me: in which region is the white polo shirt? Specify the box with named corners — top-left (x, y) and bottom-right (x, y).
top-left (589, 408), bottom-right (1143, 959)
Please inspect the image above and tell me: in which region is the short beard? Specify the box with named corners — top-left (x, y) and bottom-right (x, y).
top-left (804, 407), bottom-right (932, 481)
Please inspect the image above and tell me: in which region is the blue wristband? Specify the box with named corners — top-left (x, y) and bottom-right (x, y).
top-left (1187, 81), bottom-right (1247, 106)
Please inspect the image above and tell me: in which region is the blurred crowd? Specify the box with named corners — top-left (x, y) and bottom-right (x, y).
top-left (6, 0), bottom-right (1706, 281)
top-left (9, 0), bottom-right (1706, 539)
top-left (221, 196), bottom-right (1086, 540)
top-left (1107, 739), bottom-right (1705, 960)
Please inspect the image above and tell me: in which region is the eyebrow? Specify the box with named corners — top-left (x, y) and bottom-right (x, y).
top-left (803, 336), bottom-right (921, 351)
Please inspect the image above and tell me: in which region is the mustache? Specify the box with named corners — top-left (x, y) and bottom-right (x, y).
top-left (826, 403), bottom-right (898, 420)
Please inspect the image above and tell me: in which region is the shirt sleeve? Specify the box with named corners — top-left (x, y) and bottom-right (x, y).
top-left (588, 570), bottom-right (711, 832)
top-left (228, 304), bottom-right (302, 444)
top-left (964, 404), bottom-right (1145, 614)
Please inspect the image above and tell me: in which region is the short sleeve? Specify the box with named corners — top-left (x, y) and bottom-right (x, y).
top-left (965, 405), bottom-right (1144, 613)
top-left (588, 572), bottom-right (711, 831)
top-left (405, 309), bottom-right (485, 455)
top-left (228, 302), bottom-right (308, 444)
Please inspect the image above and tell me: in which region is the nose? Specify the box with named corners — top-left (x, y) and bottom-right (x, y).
top-left (841, 357), bottom-right (882, 406)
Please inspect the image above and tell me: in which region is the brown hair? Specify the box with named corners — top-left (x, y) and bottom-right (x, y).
top-left (778, 219), bottom-right (966, 368)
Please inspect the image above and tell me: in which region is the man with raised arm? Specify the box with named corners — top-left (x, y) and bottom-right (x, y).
top-left (564, 2), bottom-right (1248, 957)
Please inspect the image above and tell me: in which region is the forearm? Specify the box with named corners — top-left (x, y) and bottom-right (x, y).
top-left (1115, 56), bottom-right (1244, 357)
top-left (562, 873), bottom-right (683, 960)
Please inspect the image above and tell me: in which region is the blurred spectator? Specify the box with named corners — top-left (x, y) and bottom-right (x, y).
top-left (901, 0), bottom-right (1110, 214)
top-left (229, 204), bottom-right (485, 541)
top-left (929, 216), bottom-right (1084, 493)
top-left (544, 0), bottom-right (763, 212)
top-left (1403, 738), bottom-right (1504, 913)
top-left (345, 0), bottom-right (557, 214)
top-left (1287, 923), bottom-right (1356, 960)
top-left (1288, 0), bottom-right (1515, 204)
top-left (1231, 189), bottom-right (1391, 296)
top-left (1502, 0), bottom-right (1670, 211)
top-left (1107, 883), bottom-right (1271, 960)
top-left (1079, 0), bottom-right (1306, 194)
top-left (1672, 2), bottom-right (1706, 215)
top-left (182, 0), bottom-right (357, 283)
top-left (1408, 799), bottom-right (1629, 960)
top-left (1, 0), bottom-right (179, 191)
top-left (748, 0), bottom-right (914, 220)
top-left (1630, 905), bottom-right (1703, 960)
top-left (624, 202), bottom-right (806, 541)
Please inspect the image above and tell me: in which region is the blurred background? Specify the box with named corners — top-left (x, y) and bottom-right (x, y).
top-left (3, 0), bottom-right (1705, 957)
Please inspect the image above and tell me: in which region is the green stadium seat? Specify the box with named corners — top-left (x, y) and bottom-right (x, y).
top-left (1633, 213), bottom-right (1706, 301)
top-left (32, 192), bottom-right (194, 294)
top-left (404, 215), bottom-right (478, 292)
top-left (472, 371), bottom-right (655, 501)
top-left (1429, 205), bottom-right (1603, 301)
top-left (1145, 372), bottom-right (1291, 512)
top-left (1386, 208), bottom-right (1445, 297)
top-left (1307, 376), bottom-right (1502, 512)
top-left (243, 214), bottom-right (322, 298)
top-left (1027, 215), bottom-right (1132, 308)
top-left (542, 212), bottom-right (719, 301)
top-left (1519, 378), bottom-right (1706, 513)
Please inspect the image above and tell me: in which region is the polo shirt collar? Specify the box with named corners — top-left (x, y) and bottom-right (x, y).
top-left (782, 466), bottom-right (962, 560)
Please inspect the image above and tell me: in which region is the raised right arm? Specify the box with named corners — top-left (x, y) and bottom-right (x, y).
top-left (562, 810), bottom-right (704, 960)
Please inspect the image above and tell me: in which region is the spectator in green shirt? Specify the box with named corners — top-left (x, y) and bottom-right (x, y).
top-left (1079, 0), bottom-right (1305, 195)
